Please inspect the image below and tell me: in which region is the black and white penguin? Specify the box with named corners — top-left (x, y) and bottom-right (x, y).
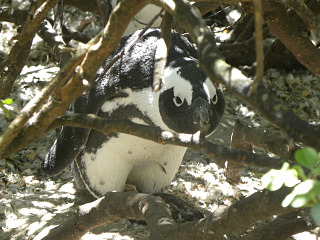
top-left (42, 29), bottom-right (225, 198)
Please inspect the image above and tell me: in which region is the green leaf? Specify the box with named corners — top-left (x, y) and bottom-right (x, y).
top-left (262, 163), bottom-right (290, 191)
top-left (4, 108), bottom-right (12, 119)
top-left (295, 147), bottom-right (319, 170)
top-left (0, 104), bottom-right (12, 119)
top-left (262, 169), bottom-right (284, 191)
top-left (3, 98), bottom-right (13, 105)
top-left (282, 180), bottom-right (320, 208)
top-left (292, 164), bottom-right (307, 181)
top-left (311, 203), bottom-right (320, 226)
top-left (284, 168), bottom-right (300, 187)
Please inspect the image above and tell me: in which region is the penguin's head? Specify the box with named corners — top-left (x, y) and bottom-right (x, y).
top-left (158, 60), bottom-right (225, 136)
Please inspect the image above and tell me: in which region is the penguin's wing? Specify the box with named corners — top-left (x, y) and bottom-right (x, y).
top-left (42, 86), bottom-right (126, 176)
top-left (42, 125), bottom-right (90, 176)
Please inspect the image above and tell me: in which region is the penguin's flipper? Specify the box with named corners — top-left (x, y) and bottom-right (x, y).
top-left (42, 126), bottom-right (90, 176)
top-left (42, 85), bottom-right (127, 176)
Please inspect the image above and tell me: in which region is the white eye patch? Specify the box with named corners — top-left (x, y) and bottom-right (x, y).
top-left (204, 78), bottom-right (217, 103)
top-left (162, 67), bottom-right (193, 105)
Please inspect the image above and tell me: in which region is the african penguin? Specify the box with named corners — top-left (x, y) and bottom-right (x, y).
top-left (42, 29), bottom-right (225, 198)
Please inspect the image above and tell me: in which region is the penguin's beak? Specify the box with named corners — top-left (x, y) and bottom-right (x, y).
top-left (190, 97), bottom-right (210, 130)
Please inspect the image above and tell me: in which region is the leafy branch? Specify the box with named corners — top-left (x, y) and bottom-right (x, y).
top-left (263, 147), bottom-right (320, 226)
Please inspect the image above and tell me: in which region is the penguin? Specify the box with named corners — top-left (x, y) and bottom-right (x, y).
top-left (42, 29), bottom-right (225, 198)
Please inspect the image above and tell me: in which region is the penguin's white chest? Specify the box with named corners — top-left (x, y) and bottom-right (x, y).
top-left (78, 133), bottom-right (187, 197)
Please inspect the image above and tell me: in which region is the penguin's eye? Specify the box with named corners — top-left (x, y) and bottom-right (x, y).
top-left (173, 96), bottom-right (184, 107)
top-left (211, 94), bottom-right (218, 104)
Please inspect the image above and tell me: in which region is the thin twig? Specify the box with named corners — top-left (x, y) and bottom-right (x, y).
top-left (251, 0), bottom-right (264, 94)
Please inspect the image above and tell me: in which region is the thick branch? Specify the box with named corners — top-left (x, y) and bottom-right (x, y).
top-left (281, 0), bottom-right (320, 32)
top-left (47, 112), bottom-right (284, 170)
top-left (232, 120), bottom-right (296, 160)
top-left (42, 192), bottom-right (175, 240)
top-left (239, 211), bottom-right (312, 240)
top-left (42, 186), bottom-right (294, 240)
top-left (191, 187), bottom-right (294, 239)
top-left (157, 0), bottom-right (320, 150)
top-left (263, 0), bottom-right (320, 78)
top-left (0, 47), bottom-right (87, 160)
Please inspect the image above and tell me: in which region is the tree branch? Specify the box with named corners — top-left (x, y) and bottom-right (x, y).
top-left (239, 211), bottom-right (312, 240)
top-left (263, 0), bottom-right (320, 78)
top-left (251, 0), bottom-right (264, 93)
top-left (37, 19), bottom-right (72, 66)
top-left (281, 0), bottom-right (320, 32)
top-left (41, 186), bottom-right (294, 240)
top-left (41, 192), bottom-right (175, 240)
top-left (232, 120), bottom-right (297, 160)
top-left (47, 112), bottom-right (285, 170)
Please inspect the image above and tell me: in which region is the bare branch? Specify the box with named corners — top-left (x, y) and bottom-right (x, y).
top-left (232, 120), bottom-right (297, 160)
top-left (281, 0), bottom-right (320, 32)
top-left (263, 0), bottom-right (320, 78)
top-left (41, 186), bottom-right (294, 240)
top-left (41, 192), bottom-right (174, 240)
top-left (0, 47), bottom-right (87, 160)
top-left (48, 112), bottom-right (285, 170)
top-left (0, 0), bottom-right (61, 157)
top-left (239, 211), bottom-right (312, 240)
top-left (37, 19), bottom-right (72, 66)
top-left (251, 0), bottom-right (264, 93)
